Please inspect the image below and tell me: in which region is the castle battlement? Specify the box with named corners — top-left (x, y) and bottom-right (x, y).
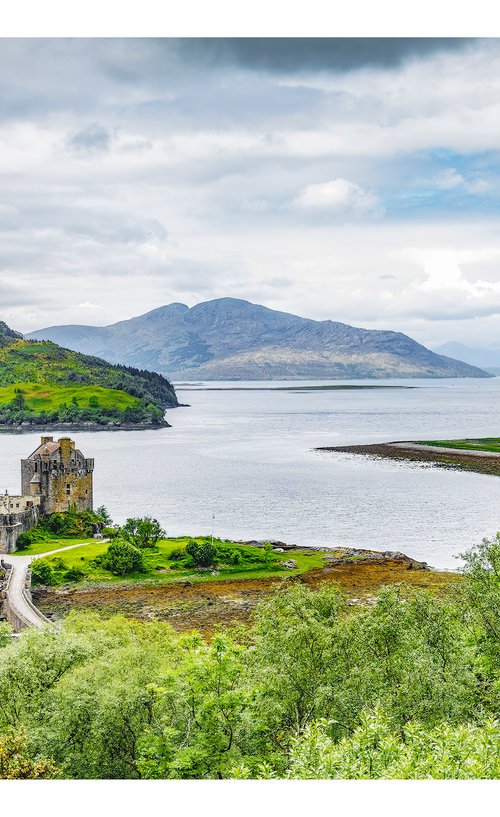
top-left (0, 436), bottom-right (93, 553)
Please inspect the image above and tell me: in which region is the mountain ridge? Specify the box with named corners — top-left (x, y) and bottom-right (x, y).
top-left (26, 298), bottom-right (491, 380)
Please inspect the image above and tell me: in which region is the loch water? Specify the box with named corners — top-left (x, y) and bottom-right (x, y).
top-left (2, 377), bottom-right (500, 568)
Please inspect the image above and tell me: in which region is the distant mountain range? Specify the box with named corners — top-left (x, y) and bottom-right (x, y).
top-left (26, 298), bottom-right (490, 380)
top-left (434, 341), bottom-right (500, 374)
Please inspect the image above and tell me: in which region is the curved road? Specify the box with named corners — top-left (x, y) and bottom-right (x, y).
top-left (2, 541), bottom-right (106, 630)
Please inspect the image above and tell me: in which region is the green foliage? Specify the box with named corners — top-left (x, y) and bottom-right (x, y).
top-left (20, 509), bottom-right (108, 546)
top-left (31, 559), bottom-right (55, 586)
top-left (0, 727), bottom-right (60, 779)
top-left (1, 535), bottom-right (499, 779)
top-left (247, 709), bottom-right (500, 779)
top-left (96, 505), bottom-right (113, 526)
top-left (185, 539), bottom-right (218, 567)
top-left (121, 517), bottom-right (166, 549)
top-left (0, 332), bottom-right (178, 427)
top-left (96, 539), bottom-right (146, 576)
top-left (15, 532), bottom-right (32, 549)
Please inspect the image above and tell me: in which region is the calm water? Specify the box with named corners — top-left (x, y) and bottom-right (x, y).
top-left (2, 377), bottom-right (500, 568)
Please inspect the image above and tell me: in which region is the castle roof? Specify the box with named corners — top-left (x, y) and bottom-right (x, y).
top-left (31, 442), bottom-right (60, 457)
top-left (27, 436), bottom-right (79, 460)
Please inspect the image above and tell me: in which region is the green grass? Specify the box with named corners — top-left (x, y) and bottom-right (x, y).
top-left (0, 335), bottom-right (177, 426)
top-left (34, 537), bottom-right (328, 587)
top-left (419, 438), bottom-right (500, 453)
top-left (13, 537), bottom-right (95, 556)
top-left (0, 382), bottom-right (140, 412)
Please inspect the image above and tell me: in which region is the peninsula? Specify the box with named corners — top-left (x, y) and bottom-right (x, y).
top-left (0, 320), bottom-right (178, 432)
top-left (317, 438), bottom-right (500, 477)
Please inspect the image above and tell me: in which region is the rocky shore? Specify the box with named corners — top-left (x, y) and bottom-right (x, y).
top-left (316, 441), bottom-right (500, 476)
top-left (34, 543), bottom-right (458, 637)
top-left (0, 419), bottom-right (171, 434)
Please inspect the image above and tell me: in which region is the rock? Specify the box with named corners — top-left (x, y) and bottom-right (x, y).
top-left (273, 547), bottom-right (285, 553)
top-left (282, 559), bottom-right (298, 569)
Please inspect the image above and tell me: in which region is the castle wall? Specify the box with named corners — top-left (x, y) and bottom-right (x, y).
top-left (45, 468), bottom-right (93, 513)
top-left (0, 501), bottom-right (41, 554)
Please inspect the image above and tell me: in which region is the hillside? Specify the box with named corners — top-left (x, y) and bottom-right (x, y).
top-left (28, 298), bottom-right (490, 380)
top-left (0, 322), bottom-right (178, 431)
top-left (434, 341), bottom-right (500, 373)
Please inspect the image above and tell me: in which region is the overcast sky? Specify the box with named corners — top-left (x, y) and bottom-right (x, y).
top-left (2, 37), bottom-right (500, 348)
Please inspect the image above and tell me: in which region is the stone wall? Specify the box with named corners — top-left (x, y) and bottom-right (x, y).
top-left (0, 503), bottom-right (40, 554)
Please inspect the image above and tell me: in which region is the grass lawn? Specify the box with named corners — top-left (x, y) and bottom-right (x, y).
top-left (419, 438), bottom-right (500, 453)
top-left (12, 537), bottom-right (95, 556)
top-left (34, 536), bottom-right (328, 587)
top-left (0, 381), bottom-right (140, 412)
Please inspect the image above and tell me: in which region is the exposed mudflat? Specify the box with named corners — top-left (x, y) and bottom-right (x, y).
top-left (317, 442), bottom-right (500, 477)
top-left (35, 554), bottom-right (460, 637)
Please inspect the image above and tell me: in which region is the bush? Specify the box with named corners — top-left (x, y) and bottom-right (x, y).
top-left (31, 560), bottom-right (55, 586)
top-left (168, 548), bottom-right (185, 561)
top-left (185, 539), bottom-right (217, 568)
top-left (15, 532), bottom-right (35, 550)
top-left (97, 539), bottom-right (145, 576)
top-left (64, 566), bottom-right (86, 583)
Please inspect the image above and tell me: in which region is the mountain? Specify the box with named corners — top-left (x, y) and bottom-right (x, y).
top-left (0, 321), bottom-right (178, 430)
top-left (434, 342), bottom-right (500, 373)
top-left (27, 298), bottom-right (490, 380)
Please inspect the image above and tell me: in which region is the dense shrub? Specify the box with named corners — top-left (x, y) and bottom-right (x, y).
top-left (64, 566), bottom-right (87, 583)
top-left (30, 560), bottom-right (55, 586)
top-left (96, 539), bottom-right (145, 576)
top-left (185, 539), bottom-right (217, 567)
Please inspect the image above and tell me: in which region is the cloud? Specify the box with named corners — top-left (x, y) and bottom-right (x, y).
top-left (174, 38), bottom-right (475, 74)
top-left (66, 122), bottom-right (113, 155)
top-left (1, 38), bottom-right (500, 350)
top-left (427, 168), bottom-right (490, 194)
top-left (293, 179), bottom-right (382, 216)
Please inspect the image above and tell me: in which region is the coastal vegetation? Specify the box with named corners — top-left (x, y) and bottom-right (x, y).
top-left (419, 438), bottom-right (500, 453)
top-left (0, 534), bottom-right (498, 779)
top-left (0, 321), bottom-right (177, 429)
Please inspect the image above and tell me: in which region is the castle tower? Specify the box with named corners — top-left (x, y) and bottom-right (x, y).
top-left (21, 436), bottom-right (94, 514)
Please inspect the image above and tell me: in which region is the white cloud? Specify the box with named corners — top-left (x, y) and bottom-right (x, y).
top-left (428, 168), bottom-right (490, 194)
top-left (293, 178), bottom-right (382, 215)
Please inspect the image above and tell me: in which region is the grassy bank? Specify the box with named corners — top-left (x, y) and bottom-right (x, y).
top-left (419, 437), bottom-right (500, 453)
top-left (30, 536), bottom-right (328, 586)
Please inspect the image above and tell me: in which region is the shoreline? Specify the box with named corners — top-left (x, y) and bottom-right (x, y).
top-left (316, 441), bottom-right (500, 476)
top-left (0, 420), bottom-right (172, 434)
top-left (31, 541), bottom-right (460, 636)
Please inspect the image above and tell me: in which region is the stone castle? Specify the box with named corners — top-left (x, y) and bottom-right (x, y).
top-left (0, 436), bottom-right (94, 553)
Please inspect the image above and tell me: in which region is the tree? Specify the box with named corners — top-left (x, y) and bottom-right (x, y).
top-left (260, 709), bottom-right (500, 780)
top-left (0, 728), bottom-right (59, 779)
top-left (98, 539), bottom-right (145, 576)
top-left (460, 534), bottom-right (500, 668)
top-left (185, 539), bottom-right (217, 568)
top-left (96, 505), bottom-right (113, 526)
top-left (122, 517), bottom-right (165, 549)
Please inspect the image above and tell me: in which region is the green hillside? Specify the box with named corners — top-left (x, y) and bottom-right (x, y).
top-left (0, 323), bottom-right (178, 430)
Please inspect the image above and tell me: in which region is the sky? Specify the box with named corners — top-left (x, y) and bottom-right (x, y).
top-left (2, 37), bottom-right (500, 348)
